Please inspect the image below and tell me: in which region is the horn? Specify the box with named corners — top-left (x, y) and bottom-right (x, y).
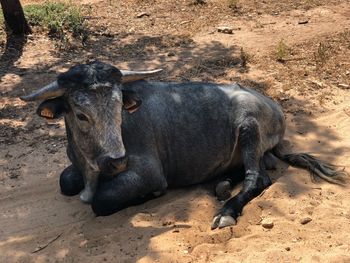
top-left (20, 81), bottom-right (65, 101)
top-left (120, 69), bottom-right (163, 83)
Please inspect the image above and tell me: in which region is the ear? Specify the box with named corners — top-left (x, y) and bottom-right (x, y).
top-left (36, 97), bottom-right (66, 119)
top-left (122, 90), bottom-right (142, 113)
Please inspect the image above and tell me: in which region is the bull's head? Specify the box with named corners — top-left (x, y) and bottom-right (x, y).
top-left (21, 61), bottom-right (162, 191)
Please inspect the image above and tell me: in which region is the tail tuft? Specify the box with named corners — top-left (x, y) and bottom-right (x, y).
top-left (273, 145), bottom-right (348, 185)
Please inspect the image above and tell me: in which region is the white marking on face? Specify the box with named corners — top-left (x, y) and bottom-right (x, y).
top-left (111, 85), bottom-right (122, 101)
top-left (90, 82), bottom-right (112, 90)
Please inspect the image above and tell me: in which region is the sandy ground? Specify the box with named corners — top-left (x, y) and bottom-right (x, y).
top-left (1, 0), bottom-right (350, 262)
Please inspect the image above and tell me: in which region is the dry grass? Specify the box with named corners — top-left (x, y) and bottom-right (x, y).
top-left (264, 30), bottom-right (350, 111)
top-left (275, 39), bottom-right (290, 62)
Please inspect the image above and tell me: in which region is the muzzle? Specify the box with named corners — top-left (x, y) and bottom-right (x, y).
top-left (97, 155), bottom-right (128, 176)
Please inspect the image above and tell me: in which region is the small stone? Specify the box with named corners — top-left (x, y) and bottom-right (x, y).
top-left (180, 21), bottom-right (190, 25)
top-left (217, 27), bottom-right (233, 34)
top-left (285, 247), bottom-right (291, 251)
top-left (136, 12), bottom-right (150, 18)
top-left (338, 83), bottom-right (349, 89)
top-left (167, 52), bottom-right (176, 57)
top-left (261, 219), bottom-right (274, 229)
top-left (298, 19), bottom-right (309, 24)
top-left (192, 0), bottom-right (206, 4)
top-left (300, 217), bottom-right (312, 225)
top-left (162, 220), bottom-right (173, 226)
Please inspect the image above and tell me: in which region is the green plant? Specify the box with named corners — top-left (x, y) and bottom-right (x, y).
top-left (0, 10), bottom-right (4, 37)
top-left (240, 47), bottom-right (250, 69)
top-left (228, 0), bottom-right (238, 9)
top-left (23, 2), bottom-right (88, 41)
top-left (276, 39), bottom-right (289, 62)
top-left (314, 42), bottom-right (330, 68)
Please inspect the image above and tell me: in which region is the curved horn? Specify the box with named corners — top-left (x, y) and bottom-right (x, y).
top-left (20, 81), bottom-right (65, 101)
top-left (120, 69), bottom-right (163, 83)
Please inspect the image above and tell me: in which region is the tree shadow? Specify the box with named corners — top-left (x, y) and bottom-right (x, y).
top-left (0, 34), bottom-right (27, 79)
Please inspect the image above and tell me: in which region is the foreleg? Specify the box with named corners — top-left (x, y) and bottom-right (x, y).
top-left (91, 155), bottom-right (167, 216)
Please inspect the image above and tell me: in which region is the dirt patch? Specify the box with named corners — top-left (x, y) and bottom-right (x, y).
top-left (1, 0), bottom-right (350, 262)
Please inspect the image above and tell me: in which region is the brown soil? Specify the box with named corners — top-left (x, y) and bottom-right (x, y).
top-left (1, 0), bottom-right (350, 262)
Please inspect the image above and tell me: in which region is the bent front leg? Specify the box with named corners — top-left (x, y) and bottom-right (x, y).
top-left (91, 155), bottom-right (167, 216)
top-left (212, 117), bottom-right (272, 229)
top-left (60, 165), bottom-right (84, 196)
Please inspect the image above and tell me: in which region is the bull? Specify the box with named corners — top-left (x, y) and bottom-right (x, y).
top-left (21, 61), bottom-right (346, 229)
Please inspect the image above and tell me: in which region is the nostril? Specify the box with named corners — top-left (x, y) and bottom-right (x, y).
top-left (97, 155), bottom-right (128, 174)
top-left (108, 160), bottom-right (118, 169)
top-left (97, 156), bottom-right (108, 171)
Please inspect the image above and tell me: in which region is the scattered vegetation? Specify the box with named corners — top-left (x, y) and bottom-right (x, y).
top-left (228, 0), bottom-right (239, 10)
top-left (240, 47), bottom-right (251, 69)
top-left (314, 42), bottom-right (331, 69)
top-left (24, 2), bottom-right (88, 41)
top-left (0, 11), bottom-right (4, 40)
top-left (0, 2), bottom-right (89, 47)
top-left (275, 39), bottom-right (290, 62)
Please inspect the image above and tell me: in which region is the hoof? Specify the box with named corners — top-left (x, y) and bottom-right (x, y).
top-left (211, 214), bottom-right (237, 230)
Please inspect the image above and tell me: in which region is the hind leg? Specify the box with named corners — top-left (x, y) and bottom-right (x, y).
top-left (263, 151), bottom-right (277, 170)
top-left (212, 117), bottom-right (272, 229)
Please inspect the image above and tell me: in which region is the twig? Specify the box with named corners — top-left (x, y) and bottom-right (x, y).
top-left (31, 233), bottom-right (63, 253)
top-left (258, 188), bottom-right (269, 197)
top-left (343, 108), bottom-right (350, 117)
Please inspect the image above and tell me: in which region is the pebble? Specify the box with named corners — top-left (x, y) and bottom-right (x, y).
top-left (261, 219), bottom-right (274, 229)
top-left (285, 247), bottom-right (291, 251)
top-left (300, 217), bottom-right (312, 225)
top-left (217, 27), bottom-right (234, 34)
top-left (338, 83), bottom-right (349, 89)
top-left (136, 12), bottom-right (150, 18)
top-left (298, 19), bottom-right (309, 24)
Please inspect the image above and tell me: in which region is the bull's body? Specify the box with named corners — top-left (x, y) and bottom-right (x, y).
top-left (119, 81), bottom-right (283, 187)
top-left (21, 61), bottom-right (345, 229)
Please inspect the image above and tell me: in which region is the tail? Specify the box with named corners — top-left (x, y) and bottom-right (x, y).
top-left (273, 144), bottom-right (347, 185)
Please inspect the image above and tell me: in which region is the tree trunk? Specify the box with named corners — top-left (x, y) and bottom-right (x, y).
top-left (0, 0), bottom-right (31, 35)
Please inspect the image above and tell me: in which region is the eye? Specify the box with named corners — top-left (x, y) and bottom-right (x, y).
top-left (76, 113), bottom-right (89, 122)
